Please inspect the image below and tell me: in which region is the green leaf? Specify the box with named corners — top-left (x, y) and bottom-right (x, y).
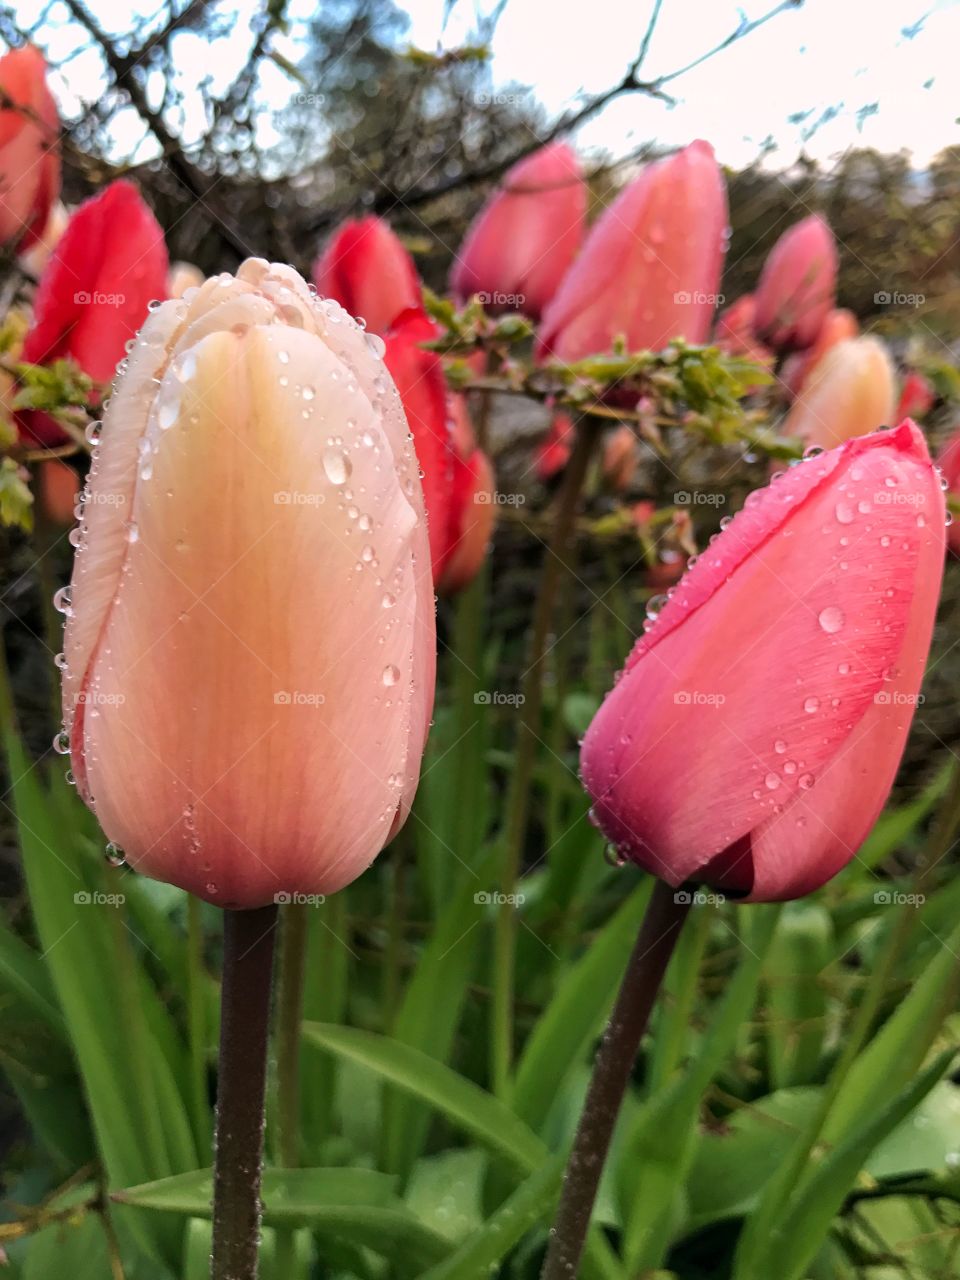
top-left (303, 1023), bottom-right (546, 1174)
top-left (764, 902), bottom-right (833, 1089)
top-left (512, 881), bottom-right (652, 1132)
top-left (749, 1048), bottom-right (956, 1280)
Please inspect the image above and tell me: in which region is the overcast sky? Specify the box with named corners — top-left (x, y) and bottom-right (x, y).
top-left (25, 0), bottom-right (960, 171)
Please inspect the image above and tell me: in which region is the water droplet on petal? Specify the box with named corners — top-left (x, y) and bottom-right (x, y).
top-left (818, 606), bottom-right (844, 634)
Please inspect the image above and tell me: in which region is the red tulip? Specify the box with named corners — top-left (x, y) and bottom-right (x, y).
top-left (451, 142), bottom-right (585, 320)
top-left (582, 422), bottom-right (944, 902)
top-left (60, 260), bottom-right (436, 907)
top-left (754, 214), bottom-right (838, 351)
top-left (312, 216), bottom-right (421, 337)
top-left (537, 140), bottom-right (727, 362)
top-left (896, 370), bottom-right (935, 422)
top-left (0, 45), bottom-right (59, 252)
top-left (780, 308), bottom-right (858, 397)
top-left (36, 457), bottom-right (78, 526)
top-left (383, 309), bottom-right (493, 590)
top-left (713, 293), bottom-right (774, 390)
top-left (19, 180), bottom-right (168, 445)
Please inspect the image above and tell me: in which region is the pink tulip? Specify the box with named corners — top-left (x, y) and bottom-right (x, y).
top-left (784, 337), bottom-right (896, 450)
top-left (537, 140), bottom-right (727, 362)
top-left (437, 445), bottom-right (496, 595)
top-left (780, 308), bottom-right (858, 398)
top-left (602, 425), bottom-right (638, 492)
top-left (312, 216), bottom-right (422, 337)
top-left (535, 412), bottom-right (574, 482)
top-left (0, 45), bottom-right (59, 252)
top-left (167, 260), bottom-right (205, 298)
top-left (937, 430), bottom-right (960, 555)
top-left (754, 214), bottom-right (838, 351)
top-left (896, 371), bottom-right (935, 422)
top-left (582, 421), bottom-right (944, 902)
top-left (713, 293), bottom-right (774, 390)
top-left (451, 142), bottom-right (585, 320)
top-left (60, 260), bottom-right (436, 908)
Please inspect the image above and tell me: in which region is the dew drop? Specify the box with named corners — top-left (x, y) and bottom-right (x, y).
top-left (804, 696), bottom-right (820, 713)
top-left (322, 448), bottom-right (351, 486)
top-left (818, 606), bottom-right (844, 634)
top-left (835, 502), bottom-right (854, 524)
top-left (382, 664), bottom-right (400, 686)
top-left (53, 729), bottom-right (70, 755)
top-left (105, 841), bottom-right (126, 867)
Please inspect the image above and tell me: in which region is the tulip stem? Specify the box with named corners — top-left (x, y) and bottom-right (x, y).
top-left (274, 901), bottom-right (308, 1280)
top-left (492, 415), bottom-right (602, 1096)
top-left (211, 904), bottom-right (278, 1280)
top-left (540, 879), bottom-right (690, 1280)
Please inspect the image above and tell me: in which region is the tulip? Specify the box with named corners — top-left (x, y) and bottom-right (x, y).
top-left (451, 142), bottom-right (586, 320)
top-left (937, 430), bottom-right (960, 555)
top-left (784, 336), bottom-right (896, 450)
top-left (896, 370), bottom-right (935, 422)
top-left (582, 421), bottom-right (944, 902)
top-left (602, 425), bottom-right (638, 492)
top-left (712, 294), bottom-right (774, 392)
top-left (36, 458), bottom-right (78, 525)
top-left (382, 308), bottom-right (494, 590)
top-left (0, 45), bottom-right (59, 252)
top-left (167, 260), bottom-right (205, 299)
top-left (19, 198), bottom-right (68, 278)
top-left (59, 259), bottom-right (436, 908)
top-left (779, 308), bottom-right (858, 397)
top-left (312, 216), bottom-right (422, 337)
top-left (537, 140), bottom-right (727, 363)
top-left (19, 180), bottom-right (168, 445)
top-left (754, 214), bottom-right (838, 351)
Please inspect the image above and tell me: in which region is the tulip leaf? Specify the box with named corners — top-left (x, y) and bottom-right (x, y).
top-left (746, 1047), bottom-right (957, 1280)
top-left (303, 1022), bottom-right (546, 1173)
top-left (764, 902), bottom-right (833, 1089)
top-left (512, 880), bottom-right (652, 1132)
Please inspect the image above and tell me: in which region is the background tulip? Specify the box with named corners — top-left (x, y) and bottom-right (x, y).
top-left (60, 259), bottom-right (435, 908)
top-left (0, 45), bottom-right (59, 252)
top-left (19, 179), bottom-right (168, 444)
top-left (602, 424), bottom-right (638, 492)
top-left (784, 336), bottom-right (896, 449)
top-left (897, 369), bottom-right (935, 421)
top-left (535, 412), bottom-right (574, 482)
top-left (450, 142), bottom-right (585, 320)
top-left (537, 140), bottom-right (727, 362)
top-left (780, 307), bottom-right (858, 397)
top-left (167, 260), bottom-right (205, 298)
top-left (938, 429), bottom-right (960, 555)
top-left (383, 309), bottom-right (494, 589)
top-left (753, 213), bottom-right (838, 351)
top-left (582, 421), bottom-right (944, 902)
top-left (312, 215), bottom-right (422, 336)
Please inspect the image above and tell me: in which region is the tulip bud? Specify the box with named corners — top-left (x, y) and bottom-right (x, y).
top-left (36, 458), bottom-right (78, 526)
top-left (602, 425), bottom-right (638, 493)
top-left (382, 309), bottom-right (494, 591)
top-left (896, 370), bottom-right (935, 422)
top-left (451, 142), bottom-right (586, 320)
top-left (535, 412), bottom-right (574, 482)
top-left (59, 259), bottom-right (436, 908)
top-left (167, 261), bottom-right (205, 299)
top-left (0, 45), bottom-right (60, 252)
top-left (779, 308), bottom-right (858, 398)
top-left (538, 140), bottom-right (727, 362)
top-left (312, 216), bottom-right (422, 337)
top-left (582, 422), bottom-right (944, 902)
top-left (19, 180), bottom-right (168, 445)
top-left (754, 214), bottom-right (838, 351)
top-left (713, 294), bottom-right (774, 392)
top-left (784, 337), bottom-right (896, 450)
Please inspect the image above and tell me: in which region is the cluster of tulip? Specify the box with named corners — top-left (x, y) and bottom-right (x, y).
top-left (1, 40), bottom-right (956, 1280)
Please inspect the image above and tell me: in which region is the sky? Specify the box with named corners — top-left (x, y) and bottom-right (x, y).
top-left (21, 0), bottom-right (960, 172)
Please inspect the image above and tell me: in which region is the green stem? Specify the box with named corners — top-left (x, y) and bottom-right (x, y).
top-left (211, 904), bottom-right (278, 1280)
top-left (539, 880), bottom-right (691, 1280)
top-left (491, 416), bottom-right (602, 1097)
top-left (186, 894), bottom-right (211, 1152)
top-left (382, 857), bottom-right (406, 1032)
